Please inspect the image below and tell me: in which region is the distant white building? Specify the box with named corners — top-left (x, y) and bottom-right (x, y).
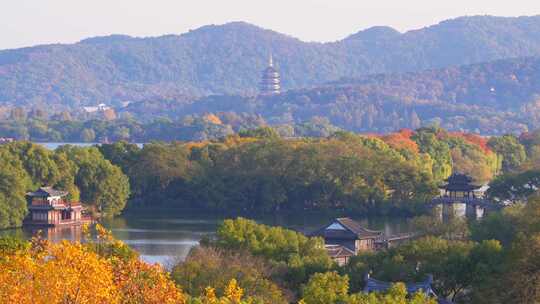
top-left (83, 103), bottom-right (111, 113)
top-left (120, 101), bottom-right (132, 108)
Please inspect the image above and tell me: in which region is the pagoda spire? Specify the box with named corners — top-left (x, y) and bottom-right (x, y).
top-left (259, 53), bottom-right (281, 95)
top-left (269, 53), bottom-right (274, 67)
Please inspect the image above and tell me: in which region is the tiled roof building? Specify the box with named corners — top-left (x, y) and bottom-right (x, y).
top-left (364, 273), bottom-right (453, 304)
top-left (309, 217), bottom-right (383, 255)
top-left (25, 186), bottom-right (91, 227)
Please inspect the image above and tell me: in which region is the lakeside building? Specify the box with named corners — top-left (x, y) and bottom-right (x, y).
top-left (24, 187), bottom-right (91, 227)
top-left (259, 54), bottom-right (281, 95)
top-left (309, 217), bottom-right (383, 265)
top-left (439, 173), bottom-right (484, 199)
top-left (309, 217), bottom-right (416, 265)
top-left (430, 173), bottom-right (498, 220)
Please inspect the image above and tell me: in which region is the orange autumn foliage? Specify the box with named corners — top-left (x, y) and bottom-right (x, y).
top-left (0, 240), bottom-right (118, 304)
top-left (398, 128), bottom-right (415, 139)
top-left (0, 232), bottom-right (186, 304)
top-left (113, 258), bottom-right (185, 304)
top-left (449, 132), bottom-right (492, 154)
top-left (381, 129), bottom-right (419, 153)
top-left (102, 108), bottom-right (117, 121)
top-left (203, 114), bottom-right (223, 125)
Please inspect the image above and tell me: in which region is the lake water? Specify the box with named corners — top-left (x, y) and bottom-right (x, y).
top-left (36, 142), bottom-right (98, 150)
top-left (0, 210), bottom-right (413, 268)
top-left (36, 142), bottom-right (144, 150)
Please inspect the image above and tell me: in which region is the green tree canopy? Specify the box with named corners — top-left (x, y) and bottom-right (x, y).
top-left (172, 246), bottom-right (289, 304)
top-left (0, 148), bottom-right (31, 228)
top-left (488, 135), bottom-right (526, 173)
top-left (211, 218), bottom-right (334, 290)
top-left (301, 271), bottom-right (349, 304)
top-left (56, 145), bottom-right (130, 216)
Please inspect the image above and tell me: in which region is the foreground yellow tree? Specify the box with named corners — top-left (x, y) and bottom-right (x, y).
top-left (114, 258), bottom-right (185, 304)
top-left (0, 240), bottom-right (118, 304)
top-left (190, 279), bottom-right (248, 304)
top-left (0, 227), bottom-right (186, 304)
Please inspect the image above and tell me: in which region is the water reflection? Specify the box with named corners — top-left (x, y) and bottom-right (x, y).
top-left (0, 225), bottom-right (85, 243)
top-left (0, 211), bottom-right (414, 266)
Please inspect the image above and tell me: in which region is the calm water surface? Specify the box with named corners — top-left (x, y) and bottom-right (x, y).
top-left (0, 210), bottom-right (414, 267)
top-left (36, 142), bottom-right (145, 150)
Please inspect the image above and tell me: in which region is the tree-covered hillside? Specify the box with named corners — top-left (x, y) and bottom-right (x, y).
top-left (117, 56), bottom-right (540, 134)
top-left (3, 15), bottom-right (540, 109)
top-left (3, 56), bottom-right (540, 137)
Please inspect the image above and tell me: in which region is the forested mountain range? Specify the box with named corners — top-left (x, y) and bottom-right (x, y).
top-left (3, 15), bottom-right (540, 110)
top-left (121, 56), bottom-right (540, 135)
top-left (3, 55), bottom-right (540, 141)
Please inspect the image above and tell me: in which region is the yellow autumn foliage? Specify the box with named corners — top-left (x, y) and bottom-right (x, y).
top-left (195, 279), bottom-right (249, 304)
top-left (113, 258), bottom-right (185, 304)
top-left (0, 231), bottom-right (186, 304)
top-left (0, 240), bottom-right (118, 304)
top-left (0, 225), bottom-right (258, 304)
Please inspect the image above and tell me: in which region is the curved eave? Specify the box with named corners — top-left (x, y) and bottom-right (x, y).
top-left (439, 185), bottom-right (482, 191)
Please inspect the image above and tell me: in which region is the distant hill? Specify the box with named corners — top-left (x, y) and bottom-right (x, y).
top-left (122, 56), bottom-right (540, 135)
top-left (3, 15), bottom-right (540, 109)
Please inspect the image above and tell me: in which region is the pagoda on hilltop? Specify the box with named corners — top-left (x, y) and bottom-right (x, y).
top-left (259, 54), bottom-right (281, 95)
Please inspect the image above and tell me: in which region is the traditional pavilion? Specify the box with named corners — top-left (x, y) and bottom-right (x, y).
top-left (439, 173), bottom-right (483, 199)
top-left (430, 173), bottom-right (497, 221)
top-left (309, 217), bottom-right (383, 260)
top-left (259, 54), bottom-right (281, 95)
top-left (24, 187), bottom-right (88, 227)
top-left (364, 273), bottom-right (452, 304)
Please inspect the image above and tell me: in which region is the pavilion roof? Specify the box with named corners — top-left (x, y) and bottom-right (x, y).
top-left (325, 244), bottom-right (355, 258)
top-left (364, 274), bottom-right (436, 296)
top-left (26, 187), bottom-right (68, 198)
top-left (309, 217), bottom-right (382, 240)
top-left (439, 173), bottom-right (481, 191)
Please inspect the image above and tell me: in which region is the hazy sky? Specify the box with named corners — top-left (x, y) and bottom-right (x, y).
top-left (2, 0), bottom-right (540, 49)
